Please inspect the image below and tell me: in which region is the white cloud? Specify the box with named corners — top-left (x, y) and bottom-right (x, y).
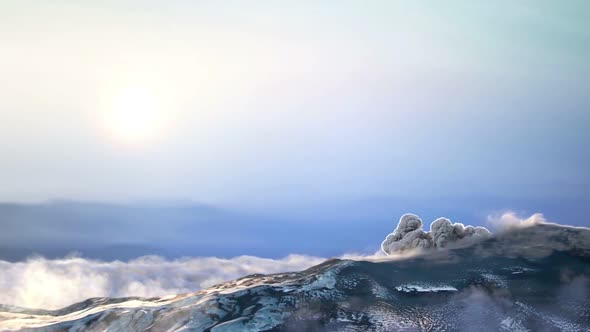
top-left (0, 254), bottom-right (326, 310)
top-left (487, 211), bottom-right (547, 230)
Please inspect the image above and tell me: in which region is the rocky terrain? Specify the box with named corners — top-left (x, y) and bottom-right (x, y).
top-left (1, 222), bottom-right (589, 331)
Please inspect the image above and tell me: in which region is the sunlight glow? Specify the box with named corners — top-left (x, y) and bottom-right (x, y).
top-left (103, 87), bottom-right (167, 144)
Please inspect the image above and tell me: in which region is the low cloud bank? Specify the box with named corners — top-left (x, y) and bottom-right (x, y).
top-left (381, 214), bottom-right (492, 255)
top-left (0, 255), bottom-right (326, 310)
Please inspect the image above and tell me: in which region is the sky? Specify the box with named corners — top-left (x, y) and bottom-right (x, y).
top-left (0, 1), bottom-right (589, 260)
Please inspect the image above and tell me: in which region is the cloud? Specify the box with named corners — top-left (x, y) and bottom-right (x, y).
top-left (0, 248), bottom-right (406, 311)
top-left (381, 213), bottom-right (491, 255)
top-left (487, 211), bottom-right (547, 230)
top-left (0, 254), bottom-right (326, 310)
top-left (0, 251), bottom-right (399, 311)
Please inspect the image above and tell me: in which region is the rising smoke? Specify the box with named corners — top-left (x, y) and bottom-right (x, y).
top-left (381, 214), bottom-right (492, 255)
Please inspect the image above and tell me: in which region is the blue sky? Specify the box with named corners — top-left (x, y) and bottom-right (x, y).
top-left (0, 1), bottom-right (589, 259)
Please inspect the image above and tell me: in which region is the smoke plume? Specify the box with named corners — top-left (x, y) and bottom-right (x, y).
top-left (381, 213), bottom-right (491, 255)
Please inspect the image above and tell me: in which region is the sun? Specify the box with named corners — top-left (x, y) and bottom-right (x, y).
top-left (103, 87), bottom-right (166, 144)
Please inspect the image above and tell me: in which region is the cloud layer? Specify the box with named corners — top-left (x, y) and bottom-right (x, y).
top-left (0, 255), bottom-right (325, 310)
top-left (381, 214), bottom-right (492, 255)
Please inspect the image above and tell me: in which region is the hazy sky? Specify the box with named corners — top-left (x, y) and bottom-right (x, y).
top-left (1, 1), bottom-right (589, 211)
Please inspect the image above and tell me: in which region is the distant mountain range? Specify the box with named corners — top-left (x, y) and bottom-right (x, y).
top-left (2, 222), bottom-right (589, 331)
top-left (3, 197), bottom-right (590, 262)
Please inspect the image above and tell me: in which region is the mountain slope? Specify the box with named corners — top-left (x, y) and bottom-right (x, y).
top-left (1, 223), bottom-right (589, 331)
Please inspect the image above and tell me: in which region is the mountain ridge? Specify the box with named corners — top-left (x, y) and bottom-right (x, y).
top-left (1, 222), bottom-right (590, 331)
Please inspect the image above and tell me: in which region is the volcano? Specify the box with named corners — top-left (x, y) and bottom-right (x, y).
top-left (1, 222), bottom-right (589, 331)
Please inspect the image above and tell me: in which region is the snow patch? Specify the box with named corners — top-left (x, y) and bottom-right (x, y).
top-left (395, 284), bottom-right (458, 293)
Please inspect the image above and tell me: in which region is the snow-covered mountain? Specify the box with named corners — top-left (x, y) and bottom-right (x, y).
top-left (1, 223), bottom-right (589, 331)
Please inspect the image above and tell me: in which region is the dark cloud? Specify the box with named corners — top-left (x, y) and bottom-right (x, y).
top-left (381, 214), bottom-right (491, 255)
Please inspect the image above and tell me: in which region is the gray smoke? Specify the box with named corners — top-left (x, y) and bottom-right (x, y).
top-left (381, 214), bottom-right (491, 255)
